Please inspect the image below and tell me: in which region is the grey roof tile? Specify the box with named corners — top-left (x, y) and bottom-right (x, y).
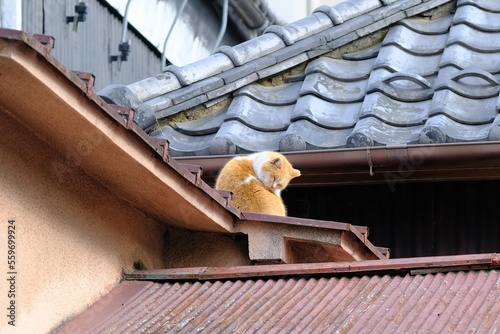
top-left (235, 82), bottom-right (302, 105)
top-left (404, 0), bottom-right (450, 18)
top-left (434, 68), bottom-right (500, 99)
top-left (150, 126), bottom-right (215, 157)
top-left (144, 95), bottom-right (173, 112)
top-left (206, 72), bottom-right (259, 100)
top-left (429, 91), bottom-right (498, 124)
top-left (308, 31), bottom-right (358, 59)
top-left (128, 73), bottom-right (181, 102)
top-left (305, 57), bottom-right (375, 81)
top-left (314, 0), bottom-right (383, 25)
top-left (225, 96), bottom-right (294, 131)
top-left (291, 95), bottom-right (362, 129)
top-left (301, 59), bottom-right (375, 117)
top-left (439, 44), bottom-right (500, 73)
top-left (283, 120), bottom-right (353, 150)
top-left (217, 55), bottom-right (276, 84)
top-left (396, 15), bottom-right (453, 35)
top-left (264, 25), bottom-right (296, 46)
top-left (488, 114), bottom-right (500, 140)
top-left (216, 33), bottom-right (286, 66)
top-left (420, 115), bottom-right (492, 142)
top-left (373, 44), bottom-right (441, 76)
top-left (357, 11), bottom-right (407, 37)
top-left (348, 117), bottom-right (425, 146)
top-left (162, 77), bottom-right (224, 105)
top-left (383, 24), bottom-right (448, 55)
top-left (257, 53), bottom-right (309, 78)
top-left (171, 107), bottom-right (227, 136)
top-left (360, 93), bottom-right (430, 126)
top-left (265, 12), bottom-right (334, 46)
top-left (300, 72), bottom-right (368, 103)
top-left (366, 72), bottom-right (433, 102)
top-left (458, 0), bottom-right (500, 12)
top-left (369, 0), bottom-right (421, 22)
top-left (453, 3), bottom-right (500, 32)
top-left (356, 15), bottom-right (394, 38)
top-left (163, 53), bottom-right (234, 86)
top-left (106, 0), bottom-right (500, 156)
top-left (447, 24), bottom-right (500, 52)
top-left (271, 35), bottom-right (321, 63)
top-left (342, 43), bottom-right (381, 60)
top-left (319, 14), bottom-right (374, 41)
top-left (212, 120), bottom-right (283, 153)
top-left (156, 94), bottom-right (209, 119)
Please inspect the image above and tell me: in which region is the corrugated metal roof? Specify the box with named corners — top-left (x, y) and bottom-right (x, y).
top-left (58, 254), bottom-right (500, 333)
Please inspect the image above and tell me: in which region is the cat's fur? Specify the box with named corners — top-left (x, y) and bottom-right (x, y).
top-left (215, 151), bottom-right (301, 216)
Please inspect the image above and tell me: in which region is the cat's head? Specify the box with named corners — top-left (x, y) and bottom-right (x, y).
top-left (253, 151), bottom-right (301, 193)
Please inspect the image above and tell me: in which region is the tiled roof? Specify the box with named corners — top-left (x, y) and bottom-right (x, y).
top-left (99, 0), bottom-right (500, 157)
top-left (57, 254), bottom-right (500, 333)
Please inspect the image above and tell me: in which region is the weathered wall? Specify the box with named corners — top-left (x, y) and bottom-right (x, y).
top-left (163, 228), bottom-right (252, 268)
top-left (0, 112), bottom-right (165, 333)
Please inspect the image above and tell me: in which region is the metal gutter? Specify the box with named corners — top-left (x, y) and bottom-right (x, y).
top-left (124, 253), bottom-right (500, 281)
top-left (175, 142), bottom-right (500, 186)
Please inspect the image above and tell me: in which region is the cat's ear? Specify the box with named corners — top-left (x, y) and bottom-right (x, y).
top-left (270, 157), bottom-right (282, 168)
top-left (292, 168), bottom-right (301, 178)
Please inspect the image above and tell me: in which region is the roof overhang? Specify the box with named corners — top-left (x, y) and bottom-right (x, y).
top-left (0, 28), bottom-right (387, 263)
top-left (0, 28), bottom-right (236, 233)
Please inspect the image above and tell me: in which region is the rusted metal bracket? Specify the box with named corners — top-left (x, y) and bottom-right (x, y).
top-left (109, 104), bottom-right (135, 129)
top-left (149, 138), bottom-right (170, 163)
top-left (32, 33), bottom-right (55, 52)
top-left (216, 189), bottom-right (234, 209)
top-left (180, 163), bottom-right (203, 187)
top-left (71, 70), bottom-right (95, 93)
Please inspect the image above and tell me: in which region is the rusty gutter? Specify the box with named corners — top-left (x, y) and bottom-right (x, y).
top-left (124, 253), bottom-right (500, 281)
top-left (174, 142), bottom-right (500, 178)
top-left (239, 212), bottom-right (369, 236)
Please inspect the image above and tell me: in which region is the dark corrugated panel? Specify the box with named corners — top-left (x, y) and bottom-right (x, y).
top-left (59, 269), bottom-right (500, 333)
top-left (284, 180), bottom-right (500, 258)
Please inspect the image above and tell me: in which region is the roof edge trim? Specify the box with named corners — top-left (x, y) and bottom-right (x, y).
top-left (124, 253), bottom-right (500, 281)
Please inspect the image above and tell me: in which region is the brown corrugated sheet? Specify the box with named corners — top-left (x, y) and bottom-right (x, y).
top-left (58, 254), bottom-right (500, 333)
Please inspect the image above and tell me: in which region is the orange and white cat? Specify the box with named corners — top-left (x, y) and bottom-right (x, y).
top-left (215, 151), bottom-right (300, 216)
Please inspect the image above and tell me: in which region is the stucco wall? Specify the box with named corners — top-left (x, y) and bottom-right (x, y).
top-left (163, 228), bottom-right (252, 268)
top-left (0, 113), bottom-right (165, 333)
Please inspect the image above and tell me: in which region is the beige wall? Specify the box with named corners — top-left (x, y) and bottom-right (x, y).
top-left (0, 113), bottom-right (165, 333)
top-left (163, 228), bottom-right (252, 268)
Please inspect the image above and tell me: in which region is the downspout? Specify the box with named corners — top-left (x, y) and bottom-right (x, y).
top-left (161, 0), bottom-right (189, 70)
top-left (211, 0), bottom-right (229, 54)
top-left (121, 0), bottom-right (133, 44)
